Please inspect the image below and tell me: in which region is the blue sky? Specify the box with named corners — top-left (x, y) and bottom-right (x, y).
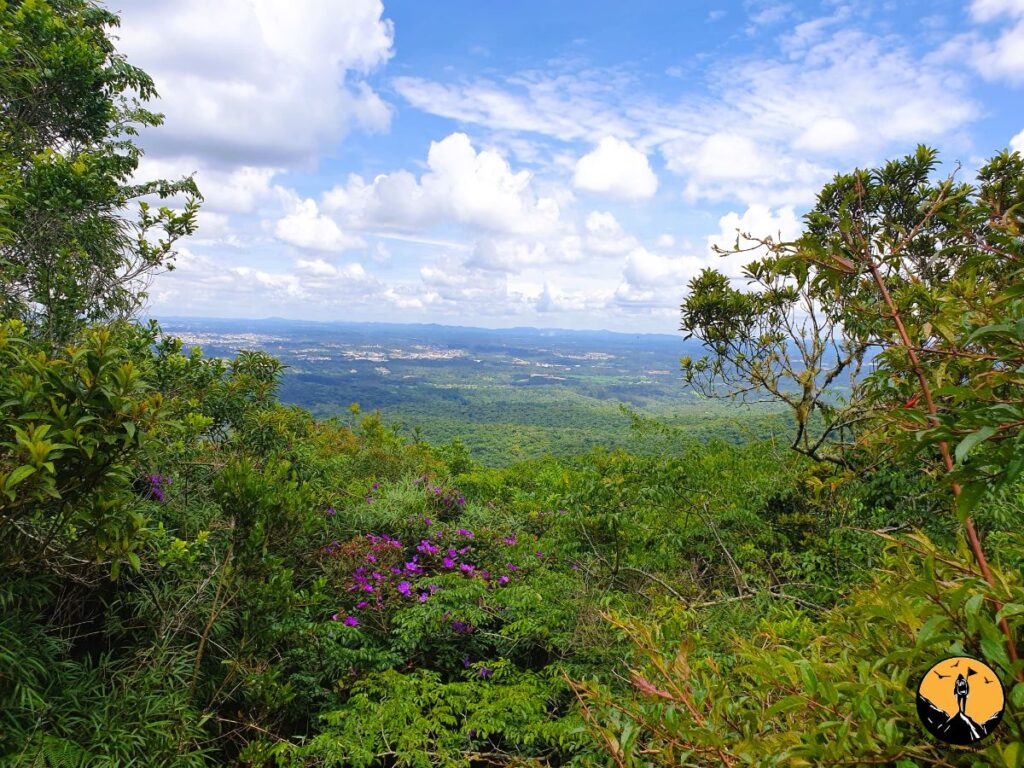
top-left (116, 0), bottom-right (1024, 332)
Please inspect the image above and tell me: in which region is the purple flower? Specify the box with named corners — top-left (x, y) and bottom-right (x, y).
top-left (356, 601), bottom-right (369, 609)
top-left (457, 528), bottom-right (474, 538)
top-left (468, 728), bottom-right (477, 739)
top-left (372, 572), bottom-right (382, 580)
top-left (331, 612), bottom-right (340, 621)
top-left (459, 563), bottom-right (474, 574)
top-left (503, 535), bottom-right (516, 546)
top-left (365, 495), bottom-right (374, 504)
top-left (366, 554), bottom-right (377, 562)
top-left (418, 592), bottom-right (429, 603)
top-left (442, 557), bottom-right (455, 568)
top-left (507, 563), bottom-right (519, 571)
top-left (463, 658), bottom-right (472, 668)
top-left (423, 516), bottom-right (433, 526)
top-left (344, 615), bottom-right (359, 627)
top-left (326, 506), bottom-right (337, 517)
top-left (498, 575), bottom-right (509, 585)
top-left (451, 620), bottom-right (473, 634)
top-left (397, 581), bottom-right (411, 596)
top-left (477, 666), bottom-right (492, 678)
top-left (146, 474), bottom-right (170, 503)
top-left (371, 482), bottom-right (380, 490)
top-left (417, 540), bottom-right (439, 555)
top-left (535, 551), bottom-right (544, 559)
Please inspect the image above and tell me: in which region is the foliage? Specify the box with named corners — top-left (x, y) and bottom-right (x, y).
top-left (577, 533), bottom-right (1024, 767)
top-left (0, 0), bottom-right (200, 341)
top-left (0, 4), bottom-right (1021, 766)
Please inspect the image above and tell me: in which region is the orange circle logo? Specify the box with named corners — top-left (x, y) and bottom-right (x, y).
top-left (916, 656), bottom-right (1005, 745)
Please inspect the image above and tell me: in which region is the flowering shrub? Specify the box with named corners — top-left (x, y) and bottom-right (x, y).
top-left (322, 522), bottom-right (530, 634)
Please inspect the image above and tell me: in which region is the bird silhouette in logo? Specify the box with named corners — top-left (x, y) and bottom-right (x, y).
top-left (917, 657), bottom-right (1004, 745)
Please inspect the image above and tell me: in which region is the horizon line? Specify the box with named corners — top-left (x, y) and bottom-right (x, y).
top-left (147, 314), bottom-right (687, 339)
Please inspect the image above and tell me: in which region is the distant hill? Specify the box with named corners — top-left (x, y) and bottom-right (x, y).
top-left (156, 316), bottom-right (787, 465)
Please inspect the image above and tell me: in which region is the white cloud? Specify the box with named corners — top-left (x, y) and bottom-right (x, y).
top-left (326, 132), bottom-right (563, 236)
top-left (966, 0), bottom-right (1024, 82)
top-left (971, 0), bottom-right (1024, 23)
top-left (275, 197), bottom-right (364, 252)
top-left (669, 133), bottom-right (773, 181)
top-left (574, 137), bottom-right (658, 200)
top-left (663, 133), bottom-right (829, 206)
top-left (395, 21), bottom-right (977, 209)
top-left (135, 157), bottom-right (279, 215)
top-left (469, 234), bottom-right (583, 272)
top-left (118, 0), bottom-right (394, 166)
top-left (295, 259), bottom-right (367, 280)
top-left (794, 117), bottom-right (860, 153)
top-left (622, 248), bottom-right (703, 289)
top-left (584, 211), bottom-right (639, 255)
top-left (707, 204), bottom-right (802, 278)
top-left (1011, 128), bottom-right (1024, 152)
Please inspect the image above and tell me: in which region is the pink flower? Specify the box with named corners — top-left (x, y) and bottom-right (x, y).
top-left (443, 557), bottom-right (455, 568)
top-left (344, 616), bottom-right (359, 627)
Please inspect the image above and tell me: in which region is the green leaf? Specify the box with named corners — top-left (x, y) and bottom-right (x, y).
top-left (5, 464), bottom-right (37, 489)
top-left (954, 426), bottom-right (997, 464)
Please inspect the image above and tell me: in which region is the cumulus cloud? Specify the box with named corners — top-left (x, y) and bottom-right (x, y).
top-left (468, 234), bottom-right (582, 272)
top-left (584, 211), bottom-right (639, 255)
top-left (1012, 128), bottom-right (1024, 152)
top-left (326, 132), bottom-right (563, 236)
top-left (118, 0), bottom-right (395, 166)
top-left (134, 157), bottom-right (279, 215)
top-left (574, 137), bottom-right (658, 200)
top-left (275, 197), bottom-right (364, 252)
top-left (707, 205), bottom-right (802, 278)
top-left (963, 0), bottom-right (1024, 82)
top-left (622, 248), bottom-right (703, 289)
top-left (794, 117), bottom-right (860, 153)
top-left (295, 259), bottom-right (367, 280)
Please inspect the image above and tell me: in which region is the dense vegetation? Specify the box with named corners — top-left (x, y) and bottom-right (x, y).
top-left (1, 2), bottom-right (1022, 767)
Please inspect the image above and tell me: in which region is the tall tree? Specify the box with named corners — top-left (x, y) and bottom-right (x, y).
top-left (0, 0), bottom-right (200, 341)
top-left (680, 146), bottom-right (1024, 668)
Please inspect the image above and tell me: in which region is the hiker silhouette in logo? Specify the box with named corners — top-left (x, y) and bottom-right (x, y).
top-left (954, 673), bottom-right (969, 715)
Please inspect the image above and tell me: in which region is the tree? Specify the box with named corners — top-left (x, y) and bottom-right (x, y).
top-left (680, 145), bottom-right (1024, 670)
top-left (0, 0), bottom-right (200, 342)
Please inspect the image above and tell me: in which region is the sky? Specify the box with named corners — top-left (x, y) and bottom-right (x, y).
top-left (114, 0), bottom-right (1024, 333)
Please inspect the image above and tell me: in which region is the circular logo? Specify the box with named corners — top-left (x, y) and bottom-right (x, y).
top-left (916, 656), bottom-right (1005, 745)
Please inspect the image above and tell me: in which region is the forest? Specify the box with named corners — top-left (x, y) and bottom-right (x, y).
top-left (1, 2), bottom-right (1023, 767)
